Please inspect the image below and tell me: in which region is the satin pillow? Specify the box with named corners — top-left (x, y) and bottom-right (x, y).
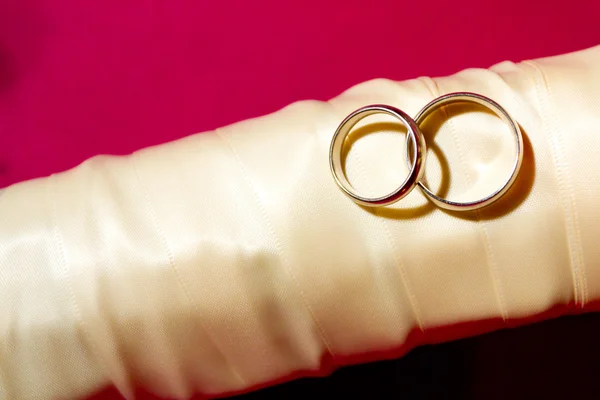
top-left (1, 45), bottom-right (600, 399)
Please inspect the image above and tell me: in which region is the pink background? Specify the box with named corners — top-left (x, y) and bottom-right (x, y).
top-left (1, 0), bottom-right (600, 189)
top-left (1, 0), bottom-right (599, 398)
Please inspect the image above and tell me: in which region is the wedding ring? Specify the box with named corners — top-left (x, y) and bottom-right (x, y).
top-left (409, 92), bottom-right (523, 211)
top-left (329, 104), bottom-right (427, 207)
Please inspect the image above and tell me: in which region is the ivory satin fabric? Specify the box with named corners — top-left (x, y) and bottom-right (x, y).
top-left (1, 45), bottom-right (600, 399)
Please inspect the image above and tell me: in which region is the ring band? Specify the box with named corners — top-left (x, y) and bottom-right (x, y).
top-left (408, 92), bottom-right (524, 211)
top-left (329, 104), bottom-right (427, 207)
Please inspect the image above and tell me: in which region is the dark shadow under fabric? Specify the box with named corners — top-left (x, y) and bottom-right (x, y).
top-left (232, 312), bottom-right (600, 399)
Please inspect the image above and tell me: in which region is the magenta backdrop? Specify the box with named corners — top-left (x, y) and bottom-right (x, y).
top-left (1, 0), bottom-right (600, 188)
top-left (1, 0), bottom-right (600, 398)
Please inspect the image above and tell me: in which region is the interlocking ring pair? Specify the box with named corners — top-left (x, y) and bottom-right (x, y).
top-left (329, 92), bottom-right (524, 211)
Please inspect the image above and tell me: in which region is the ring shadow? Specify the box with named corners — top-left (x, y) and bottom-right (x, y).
top-left (340, 121), bottom-right (450, 219)
top-left (339, 103), bottom-right (536, 221)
